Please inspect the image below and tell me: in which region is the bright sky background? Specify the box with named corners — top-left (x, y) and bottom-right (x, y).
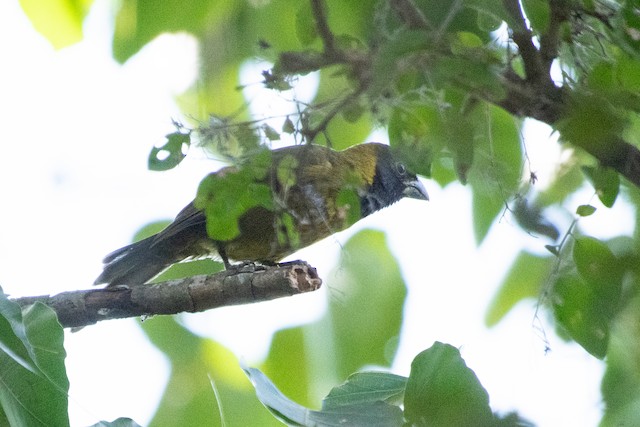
top-left (0, 0), bottom-right (636, 426)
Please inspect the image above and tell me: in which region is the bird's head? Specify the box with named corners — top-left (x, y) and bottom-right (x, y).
top-left (343, 143), bottom-right (429, 217)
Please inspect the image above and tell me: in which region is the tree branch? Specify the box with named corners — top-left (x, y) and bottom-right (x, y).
top-left (13, 262), bottom-right (322, 329)
top-left (310, 0), bottom-right (337, 55)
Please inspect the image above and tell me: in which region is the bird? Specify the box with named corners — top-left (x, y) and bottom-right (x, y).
top-left (94, 142), bottom-right (428, 287)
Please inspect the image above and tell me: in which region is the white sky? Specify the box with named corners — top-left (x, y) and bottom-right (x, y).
top-left (1, 0), bottom-right (635, 425)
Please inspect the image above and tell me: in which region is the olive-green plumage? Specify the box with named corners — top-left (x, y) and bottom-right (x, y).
top-left (94, 143), bottom-right (428, 286)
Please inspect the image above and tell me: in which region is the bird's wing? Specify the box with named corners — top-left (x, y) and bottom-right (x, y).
top-left (151, 202), bottom-right (206, 245)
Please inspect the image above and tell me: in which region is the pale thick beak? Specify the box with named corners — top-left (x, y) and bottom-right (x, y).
top-left (403, 178), bottom-right (429, 201)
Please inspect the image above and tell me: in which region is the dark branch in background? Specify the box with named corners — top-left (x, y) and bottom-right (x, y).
top-left (310, 0), bottom-right (337, 55)
top-left (14, 263), bottom-right (322, 329)
top-left (390, 0), bottom-right (431, 30)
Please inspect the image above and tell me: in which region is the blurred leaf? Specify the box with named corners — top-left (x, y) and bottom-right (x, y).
top-left (309, 69), bottom-right (373, 149)
top-left (295, 4), bottom-right (317, 46)
top-left (388, 104), bottom-right (441, 178)
top-left (142, 316), bottom-right (277, 427)
top-left (19, 0), bottom-right (92, 49)
top-left (521, 0), bottom-right (550, 33)
top-left (0, 295), bottom-right (69, 427)
top-left (112, 0), bottom-right (225, 63)
top-left (582, 166), bottom-right (620, 208)
top-left (322, 372), bottom-right (406, 409)
top-left (282, 116), bottom-right (296, 134)
top-left (573, 237), bottom-right (623, 294)
top-left (601, 292), bottom-right (640, 426)
top-left (469, 105), bottom-right (523, 244)
top-left (328, 230), bottom-right (407, 380)
top-left (486, 251), bottom-right (554, 326)
top-left (576, 204), bottom-right (597, 217)
top-left (244, 367), bottom-right (404, 427)
top-left (149, 131), bottom-right (191, 171)
top-left (552, 274), bottom-right (611, 358)
top-left (262, 327), bottom-right (312, 407)
top-left (404, 342), bottom-right (495, 426)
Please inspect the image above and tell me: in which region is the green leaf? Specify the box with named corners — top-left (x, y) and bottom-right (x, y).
top-left (244, 367), bottom-right (404, 427)
top-left (576, 204), bottom-right (597, 217)
top-left (262, 327), bottom-right (312, 407)
top-left (521, 0), bottom-right (550, 33)
top-left (141, 316), bottom-right (277, 426)
top-left (322, 372), bottom-right (407, 409)
top-left (469, 105), bottom-right (522, 244)
top-left (112, 0), bottom-right (224, 62)
top-left (486, 251), bottom-right (554, 326)
top-left (552, 274), bottom-right (611, 358)
top-left (602, 293), bottom-right (640, 426)
top-left (582, 166), bottom-right (620, 208)
top-left (19, 0), bottom-right (92, 49)
top-left (388, 104), bottom-right (443, 178)
top-left (195, 152), bottom-right (274, 241)
top-left (573, 237), bottom-right (623, 293)
top-left (295, 4), bottom-right (317, 46)
top-left (0, 296), bottom-right (69, 427)
top-left (327, 230), bottom-right (407, 380)
top-left (404, 342), bottom-right (494, 426)
top-left (148, 131), bottom-right (191, 171)
top-left (262, 124), bottom-right (281, 141)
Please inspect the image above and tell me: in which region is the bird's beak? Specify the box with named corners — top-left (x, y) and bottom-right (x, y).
top-left (403, 178), bottom-right (429, 201)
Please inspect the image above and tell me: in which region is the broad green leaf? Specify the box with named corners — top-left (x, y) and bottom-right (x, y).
top-left (244, 367), bottom-right (404, 427)
top-left (521, 0), bottom-right (550, 33)
top-left (469, 105), bottom-right (522, 244)
top-left (556, 93), bottom-right (628, 163)
top-left (0, 291), bottom-right (39, 374)
top-left (0, 297), bottom-right (69, 427)
top-left (486, 251), bottom-right (554, 327)
top-left (295, 4), bottom-right (317, 46)
top-left (582, 166), bottom-right (620, 208)
top-left (552, 274), bottom-right (611, 358)
top-left (113, 0), bottom-right (229, 63)
top-left (19, 0), bottom-right (92, 49)
top-left (327, 230), bottom-right (407, 380)
top-left (322, 372), bottom-right (406, 409)
top-left (262, 327), bottom-right (312, 407)
top-left (573, 237), bottom-right (623, 297)
top-left (404, 342), bottom-right (494, 426)
top-left (141, 316), bottom-right (277, 427)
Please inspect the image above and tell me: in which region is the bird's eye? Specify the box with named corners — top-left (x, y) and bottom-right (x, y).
top-left (395, 162), bottom-right (407, 176)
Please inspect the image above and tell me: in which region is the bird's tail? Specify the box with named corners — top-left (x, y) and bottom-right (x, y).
top-left (94, 236), bottom-right (171, 287)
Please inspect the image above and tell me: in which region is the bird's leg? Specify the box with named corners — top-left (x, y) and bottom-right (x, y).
top-left (217, 243), bottom-right (268, 274)
top-left (217, 244), bottom-right (232, 270)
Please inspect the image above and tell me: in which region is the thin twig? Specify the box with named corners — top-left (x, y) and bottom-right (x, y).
top-left (310, 0), bottom-right (337, 55)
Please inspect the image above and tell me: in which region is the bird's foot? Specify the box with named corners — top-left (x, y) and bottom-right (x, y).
top-left (225, 261), bottom-right (268, 274)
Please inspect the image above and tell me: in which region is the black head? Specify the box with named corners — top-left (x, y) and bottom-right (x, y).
top-left (360, 146), bottom-right (429, 217)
